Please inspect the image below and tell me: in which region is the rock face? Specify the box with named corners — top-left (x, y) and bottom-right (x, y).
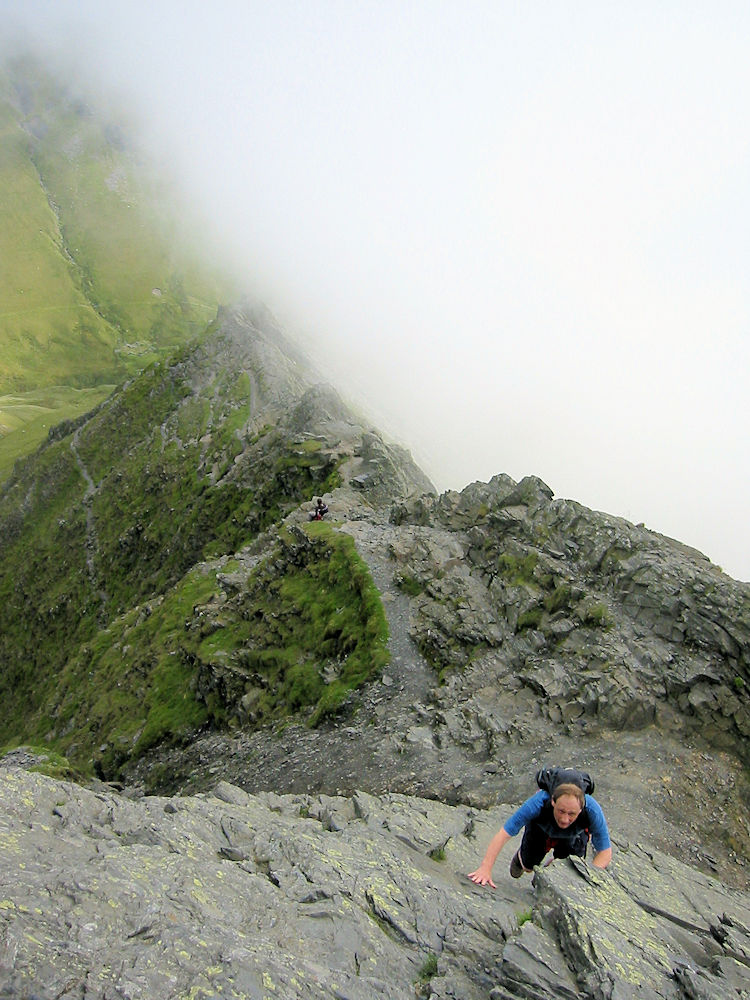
top-left (1, 763), bottom-right (748, 1000)
top-left (389, 474), bottom-right (750, 760)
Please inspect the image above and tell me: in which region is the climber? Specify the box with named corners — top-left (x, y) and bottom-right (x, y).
top-left (308, 497), bottom-right (329, 521)
top-left (467, 774), bottom-right (612, 886)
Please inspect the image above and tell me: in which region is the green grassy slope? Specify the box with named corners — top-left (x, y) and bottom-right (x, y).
top-left (0, 79), bottom-right (117, 386)
top-left (0, 56), bottom-right (390, 780)
top-left (0, 385), bottom-right (113, 478)
top-left (0, 321), bottom-right (386, 778)
top-left (48, 521), bottom-right (388, 778)
top-left (0, 57), bottom-right (231, 479)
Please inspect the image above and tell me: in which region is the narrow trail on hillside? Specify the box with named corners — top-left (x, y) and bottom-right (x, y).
top-left (340, 509), bottom-right (436, 707)
top-left (70, 426), bottom-right (109, 614)
top-left (143, 490), bottom-right (452, 800)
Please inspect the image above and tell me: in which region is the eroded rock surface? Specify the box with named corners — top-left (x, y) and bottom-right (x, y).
top-left (0, 765), bottom-right (747, 1000)
top-left (389, 475), bottom-right (750, 759)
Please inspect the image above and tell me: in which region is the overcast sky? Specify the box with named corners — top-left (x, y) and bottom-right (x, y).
top-left (5, 2), bottom-right (750, 581)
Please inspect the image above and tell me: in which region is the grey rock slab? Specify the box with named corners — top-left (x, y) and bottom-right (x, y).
top-left (0, 770), bottom-right (515, 1000)
top-left (1, 768), bottom-right (748, 1000)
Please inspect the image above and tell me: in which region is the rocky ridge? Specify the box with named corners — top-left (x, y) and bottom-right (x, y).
top-left (2, 305), bottom-right (750, 999)
top-left (1, 760), bottom-right (748, 1000)
top-left (124, 465), bottom-right (750, 892)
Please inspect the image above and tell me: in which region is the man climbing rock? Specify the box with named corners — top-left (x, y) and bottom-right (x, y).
top-left (468, 768), bottom-right (612, 886)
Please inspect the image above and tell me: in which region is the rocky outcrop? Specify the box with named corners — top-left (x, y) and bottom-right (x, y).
top-left (389, 473), bottom-right (750, 762)
top-left (0, 304), bottom-right (435, 773)
top-left (2, 300), bottom-right (749, 999)
top-left (119, 480), bottom-right (750, 895)
top-left (0, 763), bottom-right (747, 1000)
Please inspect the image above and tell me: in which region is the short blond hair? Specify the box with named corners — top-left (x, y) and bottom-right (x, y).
top-left (551, 782), bottom-right (585, 808)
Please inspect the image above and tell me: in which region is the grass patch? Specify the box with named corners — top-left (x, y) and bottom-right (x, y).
top-left (581, 601), bottom-right (611, 627)
top-left (49, 565), bottom-right (217, 775)
top-left (0, 744), bottom-right (84, 782)
top-left (517, 607), bottom-right (543, 631)
top-left (219, 521), bottom-right (390, 728)
top-left (396, 574), bottom-right (424, 597)
top-left (544, 584), bottom-right (571, 614)
top-left (0, 385), bottom-right (113, 482)
top-left (416, 952), bottom-right (438, 985)
top-left (498, 551), bottom-right (539, 587)
top-left (0, 58), bottom-right (227, 397)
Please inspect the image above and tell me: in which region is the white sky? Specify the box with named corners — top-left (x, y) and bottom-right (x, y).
top-left (5, 1), bottom-right (750, 581)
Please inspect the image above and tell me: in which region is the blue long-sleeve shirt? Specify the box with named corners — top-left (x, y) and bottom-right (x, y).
top-left (503, 790), bottom-right (611, 852)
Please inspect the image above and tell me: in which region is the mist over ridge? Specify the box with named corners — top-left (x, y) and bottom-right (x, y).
top-left (0, 33), bottom-right (749, 993)
top-left (2, 2), bottom-right (749, 580)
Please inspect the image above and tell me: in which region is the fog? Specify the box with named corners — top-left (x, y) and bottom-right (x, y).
top-left (5, 2), bottom-right (750, 581)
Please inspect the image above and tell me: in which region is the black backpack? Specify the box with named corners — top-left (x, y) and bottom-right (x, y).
top-left (536, 766), bottom-right (594, 796)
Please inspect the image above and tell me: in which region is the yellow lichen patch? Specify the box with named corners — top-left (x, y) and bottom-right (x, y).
top-left (539, 864), bottom-right (674, 987)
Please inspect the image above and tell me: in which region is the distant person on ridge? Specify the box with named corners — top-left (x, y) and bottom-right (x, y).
top-left (468, 767), bottom-right (612, 886)
top-left (308, 497), bottom-right (328, 521)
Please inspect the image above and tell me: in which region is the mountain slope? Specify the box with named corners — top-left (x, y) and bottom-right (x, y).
top-left (1, 299), bottom-right (748, 892)
top-left (0, 304), bottom-right (433, 774)
top-left (1, 46), bottom-right (748, 1000)
top-left (0, 55), bottom-right (227, 477)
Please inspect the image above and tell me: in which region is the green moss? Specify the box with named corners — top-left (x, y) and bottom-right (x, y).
top-left (397, 574), bottom-right (424, 597)
top-left (498, 551), bottom-right (539, 587)
top-left (582, 602), bottom-right (611, 627)
top-left (517, 607), bottom-right (543, 631)
top-left (299, 439), bottom-right (323, 453)
top-left (544, 584), bottom-right (572, 614)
